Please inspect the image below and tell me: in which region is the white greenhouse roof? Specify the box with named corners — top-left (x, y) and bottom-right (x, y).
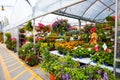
top-left (0, 0), bottom-right (115, 31)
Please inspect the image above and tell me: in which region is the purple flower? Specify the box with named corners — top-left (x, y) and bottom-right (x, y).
top-left (65, 74), bottom-right (71, 80)
top-left (62, 74), bottom-right (71, 80)
top-left (62, 74), bottom-right (66, 80)
top-left (98, 70), bottom-right (102, 74)
top-left (103, 72), bottom-right (108, 80)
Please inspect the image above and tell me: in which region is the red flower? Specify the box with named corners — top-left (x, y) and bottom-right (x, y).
top-left (105, 48), bottom-right (109, 54)
top-left (93, 44), bottom-right (99, 51)
top-left (90, 27), bottom-right (96, 32)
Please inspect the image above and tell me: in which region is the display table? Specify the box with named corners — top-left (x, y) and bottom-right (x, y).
top-left (50, 50), bottom-right (120, 73)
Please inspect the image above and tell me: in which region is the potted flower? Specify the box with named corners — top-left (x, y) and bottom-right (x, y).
top-left (10, 37), bottom-right (17, 51)
top-left (36, 23), bottom-right (45, 32)
top-left (18, 43), bottom-right (40, 66)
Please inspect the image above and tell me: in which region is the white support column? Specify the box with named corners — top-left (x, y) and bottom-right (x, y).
top-left (78, 19), bottom-right (81, 35)
top-left (114, 0), bottom-right (118, 76)
top-left (16, 27), bottom-right (19, 52)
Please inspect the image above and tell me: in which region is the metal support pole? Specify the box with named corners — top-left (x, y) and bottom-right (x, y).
top-left (33, 18), bottom-right (36, 45)
top-left (114, 0), bottom-right (118, 76)
top-left (78, 19), bottom-right (81, 30)
top-left (16, 27), bottom-right (19, 51)
top-left (32, 7), bottom-right (36, 45)
top-left (32, 7), bottom-right (37, 56)
top-left (78, 19), bottom-right (81, 40)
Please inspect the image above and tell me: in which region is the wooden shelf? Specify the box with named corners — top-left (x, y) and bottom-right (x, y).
top-left (102, 26), bottom-right (112, 30)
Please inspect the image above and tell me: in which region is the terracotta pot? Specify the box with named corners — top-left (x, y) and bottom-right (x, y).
top-left (50, 73), bottom-right (56, 80)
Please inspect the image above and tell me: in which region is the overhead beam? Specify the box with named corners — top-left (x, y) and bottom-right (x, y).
top-left (102, 11), bottom-right (115, 22)
top-left (93, 2), bottom-right (115, 20)
top-left (52, 11), bottom-right (97, 22)
top-left (82, 0), bottom-right (97, 16)
top-left (99, 0), bottom-right (115, 12)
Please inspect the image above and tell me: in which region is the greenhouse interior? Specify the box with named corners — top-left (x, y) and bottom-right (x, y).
top-left (0, 0), bottom-right (120, 80)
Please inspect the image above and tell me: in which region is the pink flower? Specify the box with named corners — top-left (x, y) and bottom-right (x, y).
top-left (38, 23), bottom-right (44, 27)
top-left (93, 44), bottom-right (99, 51)
top-left (10, 38), bottom-right (16, 41)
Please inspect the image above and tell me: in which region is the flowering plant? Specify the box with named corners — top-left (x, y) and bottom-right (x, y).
top-left (71, 26), bottom-right (77, 30)
top-left (35, 23), bottom-right (44, 31)
top-left (19, 28), bottom-right (25, 33)
top-left (18, 43), bottom-right (40, 66)
top-left (52, 19), bottom-right (71, 33)
top-left (10, 37), bottom-right (17, 51)
top-left (44, 25), bottom-right (51, 32)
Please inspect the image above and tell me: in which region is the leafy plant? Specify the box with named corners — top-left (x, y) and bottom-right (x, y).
top-left (52, 19), bottom-right (71, 33)
top-left (19, 28), bottom-right (25, 33)
top-left (27, 36), bottom-right (33, 42)
top-left (18, 43), bottom-right (40, 66)
top-left (25, 21), bottom-right (33, 31)
top-left (72, 47), bottom-right (89, 58)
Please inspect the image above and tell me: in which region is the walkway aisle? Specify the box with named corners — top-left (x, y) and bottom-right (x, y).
top-left (0, 44), bottom-right (43, 80)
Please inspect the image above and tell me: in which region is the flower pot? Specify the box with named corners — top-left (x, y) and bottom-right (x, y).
top-left (104, 62), bottom-right (109, 66)
top-left (59, 51), bottom-right (63, 54)
top-left (50, 73), bottom-right (56, 80)
top-left (93, 60), bottom-right (97, 63)
top-left (79, 56), bottom-right (82, 59)
top-left (60, 32), bottom-right (64, 36)
top-left (73, 55), bottom-right (77, 58)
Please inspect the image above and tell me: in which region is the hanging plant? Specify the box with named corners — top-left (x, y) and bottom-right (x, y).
top-left (19, 28), bottom-right (26, 33)
top-left (25, 21), bottom-right (33, 31)
top-left (52, 19), bottom-right (71, 33)
top-left (106, 16), bottom-right (114, 21)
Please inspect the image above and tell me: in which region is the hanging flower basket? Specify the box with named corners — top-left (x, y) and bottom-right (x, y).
top-left (52, 19), bottom-right (71, 34)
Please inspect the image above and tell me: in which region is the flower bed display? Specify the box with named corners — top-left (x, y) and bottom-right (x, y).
top-left (18, 43), bottom-right (40, 66)
top-left (5, 33), bottom-right (17, 51)
top-left (40, 46), bottom-right (117, 80)
top-left (55, 41), bottom-right (84, 54)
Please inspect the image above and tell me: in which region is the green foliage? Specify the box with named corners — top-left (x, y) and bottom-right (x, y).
top-left (5, 33), bottom-right (16, 50)
top-left (5, 33), bottom-right (11, 38)
top-left (106, 16), bottom-right (114, 21)
top-left (91, 50), bottom-right (114, 65)
top-left (25, 21), bottom-right (33, 31)
top-left (80, 33), bottom-right (90, 43)
top-left (97, 29), bottom-right (107, 41)
top-left (27, 36), bottom-right (33, 42)
top-left (19, 28), bottom-right (25, 33)
top-left (72, 46), bottom-right (89, 58)
top-left (96, 23), bottom-right (104, 29)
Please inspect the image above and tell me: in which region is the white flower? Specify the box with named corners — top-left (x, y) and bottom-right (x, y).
top-left (88, 48), bottom-right (91, 51)
top-left (81, 48), bottom-right (84, 50)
